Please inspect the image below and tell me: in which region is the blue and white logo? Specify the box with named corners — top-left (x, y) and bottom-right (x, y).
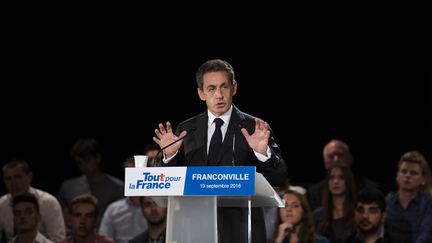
top-left (125, 166), bottom-right (255, 196)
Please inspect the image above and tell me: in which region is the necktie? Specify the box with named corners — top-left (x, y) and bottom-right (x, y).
top-left (208, 118), bottom-right (224, 165)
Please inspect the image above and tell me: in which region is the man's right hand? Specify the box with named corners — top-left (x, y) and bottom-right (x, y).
top-left (153, 121), bottom-right (187, 158)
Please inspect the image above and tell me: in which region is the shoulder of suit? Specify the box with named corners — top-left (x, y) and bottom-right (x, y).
top-left (232, 107), bottom-right (262, 127)
top-left (178, 114), bottom-right (203, 129)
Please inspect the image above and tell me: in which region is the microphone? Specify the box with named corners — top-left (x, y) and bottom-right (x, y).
top-left (231, 125), bottom-right (237, 166)
top-left (154, 128), bottom-right (196, 165)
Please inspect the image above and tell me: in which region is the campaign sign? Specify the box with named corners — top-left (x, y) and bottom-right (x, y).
top-left (184, 166), bottom-right (255, 195)
top-left (125, 166), bottom-right (255, 196)
top-left (125, 167), bottom-right (187, 196)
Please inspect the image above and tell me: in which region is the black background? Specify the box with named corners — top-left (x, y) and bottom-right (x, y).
top-left (2, 0), bottom-right (431, 196)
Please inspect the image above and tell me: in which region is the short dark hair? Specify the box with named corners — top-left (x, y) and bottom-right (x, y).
top-left (2, 159), bottom-right (32, 174)
top-left (12, 192), bottom-right (40, 213)
top-left (70, 137), bottom-right (101, 159)
top-left (144, 143), bottom-right (160, 154)
top-left (356, 188), bottom-right (386, 212)
top-left (195, 59), bottom-right (236, 89)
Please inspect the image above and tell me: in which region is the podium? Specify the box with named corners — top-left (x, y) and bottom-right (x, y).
top-left (125, 166), bottom-right (284, 243)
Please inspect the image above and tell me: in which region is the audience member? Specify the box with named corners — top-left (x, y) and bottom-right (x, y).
top-left (129, 197), bottom-right (166, 243)
top-left (308, 139), bottom-right (379, 211)
top-left (0, 160), bottom-right (65, 243)
top-left (142, 143), bottom-right (160, 167)
top-left (8, 192), bottom-right (53, 243)
top-left (59, 194), bottom-right (115, 243)
top-left (347, 188), bottom-right (392, 243)
top-left (263, 179), bottom-right (306, 243)
top-left (57, 137), bottom-right (124, 227)
top-left (274, 189), bottom-right (329, 243)
top-left (314, 164), bottom-right (357, 243)
top-left (385, 151), bottom-right (432, 243)
top-left (98, 155), bottom-right (152, 243)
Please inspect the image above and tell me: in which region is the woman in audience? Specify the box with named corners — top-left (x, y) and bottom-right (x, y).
top-left (274, 189), bottom-right (329, 243)
top-left (314, 164), bottom-right (357, 243)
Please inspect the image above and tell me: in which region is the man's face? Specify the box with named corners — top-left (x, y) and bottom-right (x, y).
top-left (355, 202), bottom-right (384, 234)
top-left (397, 162), bottom-right (425, 192)
top-left (75, 154), bottom-right (100, 175)
top-left (198, 71), bottom-right (237, 117)
top-left (13, 202), bottom-right (40, 234)
top-left (68, 203), bottom-right (98, 238)
top-left (141, 197), bottom-right (166, 225)
top-left (3, 165), bottom-right (32, 196)
top-left (323, 141), bottom-right (352, 169)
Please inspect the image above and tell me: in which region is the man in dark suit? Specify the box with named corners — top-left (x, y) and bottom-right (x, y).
top-left (153, 59), bottom-right (288, 243)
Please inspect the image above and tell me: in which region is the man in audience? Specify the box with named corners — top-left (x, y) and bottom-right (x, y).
top-left (60, 194), bottom-right (115, 243)
top-left (347, 188), bottom-right (392, 243)
top-left (0, 160), bottom-right (65, 243)
top-left (57, 137), bottom-right (124, 228)
top-left (129, 197), bottom-right (166, 243)
top-left (98, 156), bottom-right (150, 243)
top-left (9, 192), bottom-right (53, 243)
top-left (385, 151), bottom-right (432, 243)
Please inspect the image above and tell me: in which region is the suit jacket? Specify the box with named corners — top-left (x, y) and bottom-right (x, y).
top-left (165, 105), bottom-right (287, 186)
top-left (164, 105), bottom-right (288, 243)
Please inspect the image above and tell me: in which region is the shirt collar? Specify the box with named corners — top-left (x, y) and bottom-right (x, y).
top-left (393, 191), bottom-right (424, 205)
top-left (207, 105), bottom-right (233, 127)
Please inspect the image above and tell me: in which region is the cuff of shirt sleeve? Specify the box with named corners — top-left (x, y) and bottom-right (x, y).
top-left (162, 151), bottom-right (178, 164)
top-left (254, 146), bottom-right (271, 162)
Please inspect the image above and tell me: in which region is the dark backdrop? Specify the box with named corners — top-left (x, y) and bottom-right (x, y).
top-left (2, 1), bottom-right (431, 196)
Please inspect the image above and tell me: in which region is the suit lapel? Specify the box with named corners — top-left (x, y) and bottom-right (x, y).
top-left (194, 112), bottom-right (208, 164)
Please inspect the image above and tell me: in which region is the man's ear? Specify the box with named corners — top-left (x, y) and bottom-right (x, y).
top-left (197, 88), bottom-right (206, 101)
top-left (381, 212), bottom-right (386, 224)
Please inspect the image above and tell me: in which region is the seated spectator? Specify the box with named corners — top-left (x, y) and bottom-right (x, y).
top-left (308, 139), bottom-right (379, 211)
top-left (98, 156), bottom-right (149, 243)
top-left (314, 164), bottom-right (357, 243)
top-left (274, 189), bottom-right (329, 243)
top-left (142, 143), bottom-right (160, 167)
top-left (385, 151), bottom-right (432, 243)
top-left (8, 192), bottom-right (53, 243)
top-left (263, 179), bottom-right (306, 243)
top-left (129, 197), bottom-right (166, 243)
top-left (60, 194), bottom-right (115, 243)
top-left (0, 160), bottom-right (65, 243)
top-left (57, 137), bottom-right (124, 229)
top-left (347, 188), bottom-right (392, 243)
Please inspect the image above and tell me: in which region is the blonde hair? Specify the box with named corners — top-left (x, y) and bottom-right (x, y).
top-left (398, 150), bottom-right (432, 195)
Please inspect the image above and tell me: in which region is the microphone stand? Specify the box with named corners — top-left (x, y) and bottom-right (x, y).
top-left (154, 130), bottom-right (193, 166)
